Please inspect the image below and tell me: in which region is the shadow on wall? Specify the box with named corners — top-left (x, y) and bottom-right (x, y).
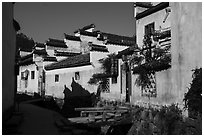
top-left (61, 78), bottom-right (96, 118)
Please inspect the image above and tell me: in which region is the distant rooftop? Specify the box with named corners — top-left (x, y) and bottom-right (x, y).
top-left (64, 33), bottom-right (81, 41)
top-left (45, 53), bottom-right (91, 70)
top-left (33, 49), bottom-right (47, 56)
top-left (43, 56), bottom-right (57, 62)
top-left (35, 43), bottom-right (45, 48)
top-left (74, 24), bottom-right (95, 33)
top-left (98, 32), bottom-right (136, 46)
top-left (54, 50), bottom-right (81, 57)
top-left (46, 38), bottom-right (67, 48)
top-left (88, 43), bottom-right (109, 52)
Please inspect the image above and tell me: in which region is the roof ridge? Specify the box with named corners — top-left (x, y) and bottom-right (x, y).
top-left (45, 53), bottom-right (90, 70)
top-left (101, 32), bottom-right (135, 39)
top-left (48, 38), bottom-right (65, 43)
top-left (64, 33), bottom-right (81, 41)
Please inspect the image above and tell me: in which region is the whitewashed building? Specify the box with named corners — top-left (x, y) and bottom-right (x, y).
top-left (17, 43), bottom-right (58, 95)
top-left (116, 2), bottom-right (202, 107)
top-left (18, 24), bottom-right (136, 100)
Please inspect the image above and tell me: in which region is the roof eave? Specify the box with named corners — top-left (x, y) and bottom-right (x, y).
top-left (136, 2), bottom-right (169, 20)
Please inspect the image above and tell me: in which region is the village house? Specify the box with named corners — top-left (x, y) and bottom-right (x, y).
top-left (17, 42), bottom-right (58, 95)
top-left (132, 2), bottom-right (172, 106)
top-left (44, 24), bottom-right (135, 99)
top-left (17, 24), bottom-right (135, 100)
top-left (116, 2), bottom-right (202, 108)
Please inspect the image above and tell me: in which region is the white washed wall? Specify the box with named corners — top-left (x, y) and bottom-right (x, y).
top-left (170, 2), bottom-right (202, 106)
top-left (64, 39), bottom-right (81, 53)
top-left (18, 64), bottom-right (38, 94)
top-left (20, 51), bottom-right (32, 57)
top-left (45, 65), bottom-right (99, 99)
top-left (106, 44), bottom-right (129, 54)
top-left (136, 8), bottom-right (171, 47)
top-left (132, 3), bottom-right (202, 107)
top-left (101, 59), bottom-right (124, 101)
top-left (131, 6), bottom-right (172, 105)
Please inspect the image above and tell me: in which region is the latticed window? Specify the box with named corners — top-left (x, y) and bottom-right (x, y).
top-left (141, 73), bottom-right (157, 97)
top-left (100, 78), bottom-right (110, 93)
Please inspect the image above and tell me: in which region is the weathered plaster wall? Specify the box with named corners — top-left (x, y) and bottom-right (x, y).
top-left (106, 44), bottom-right (129, 54)
top-left (2, 2), bottom-right (16, 121)
top-left (80, 35), bottom-right (102, 45)
top-left (18, 64), bottom-right (38, 94)
top-left (64, 39), bottom-right (81, 53)
top-left (45, 65), bottom-right (98, 98)
top-left (101, 59), bottom-right (124, 101)
top-left (170, 2), bottom-right (202, 105)
top-left (132, 5), bottom-right (172, 105)
top-left (136, 7), bottom-right (171, 47)
top-left (132, 2), bottom-right (202, 107)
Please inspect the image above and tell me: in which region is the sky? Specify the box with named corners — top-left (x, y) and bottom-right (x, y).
top-left (14, 2), bottom-right (135, 43)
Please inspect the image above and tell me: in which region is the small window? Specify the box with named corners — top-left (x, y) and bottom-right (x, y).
top-left (55, 74), bottom-right (59, 82)
top-left (112, 77), bottom-right (117, 84)
top-left (31, 71), bottom-right (35, 79)
top-left (145, 22), bottom-right (155, 36)
top-left (21, 72), bottom-right (24, 79)
top-left (75, 72), bottom-right (80, 80)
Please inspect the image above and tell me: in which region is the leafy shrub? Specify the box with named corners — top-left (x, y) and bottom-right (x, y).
top-left (184, 68), bottom-right (202, 118)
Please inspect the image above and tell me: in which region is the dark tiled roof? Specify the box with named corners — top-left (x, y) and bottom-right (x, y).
top-left (18, 57), bottom-right (34, 66)
top-left (45, 53), bottom-right (91, 70)
top-left (98, 32), bottom-right (136, 46)
top-left (74, 24), bottom-right (95, 33)
top-left (79, 30), bottom-right (98, 37)
top-left (43, 56), bottom-right (57, 62)
top-left (20, 53), bottom-right (33, 61)
top-left (54, 50), bottom-right (82, 57)
top-left (33, 49), bottom-right (47, 56)
top-left (46, 38), bottom-right (67, 48)
top-left (116, 46), bottom-right (139, 58)
top-left (64, 33), bottom-right (81, 41)
top-left (81, 24), bottom-right (95, 30)
top-left (17, 33), bottom-right (35, 52)
top-left (35, 43), bottom-right (45, 48)
top-left (18, 53), bottom-right (34, 66)
top-left (89, 44), bottom-right (109, 52)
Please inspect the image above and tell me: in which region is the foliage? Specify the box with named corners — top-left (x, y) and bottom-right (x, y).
top-left (128, 104), bottom-right (201, 135)
top-left (87, 54), bottom-right (116, 102)
top-left (16, 33), bottom-right (35, 52)
top-left (132, 34), bottom-right (171, 88)
top-left (155, 104), bottom-right (184, 135)
top-left (184, 68), bottom-right (202, 117)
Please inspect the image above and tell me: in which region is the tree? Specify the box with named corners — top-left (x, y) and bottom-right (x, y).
top-left (132, 34), bottom-right (171, 88)
top-left (16, 33), bottom-right (35, 52)
top-left (88, 53), bottom-right (116, 101)
top-left (184, 68), bottom-right (202, 118)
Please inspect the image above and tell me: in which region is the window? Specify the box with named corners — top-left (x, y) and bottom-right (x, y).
top-left (112, 77), bottom-right (117, 84)
top-left (141, 73), bottom-right (157, 97)
top-left (145, 22), bottom-right (155, 36)
top-left (99, 78), bottom-right (110, 93)
top-left (21, 72), bottom-right (24, 79)
top-left (55, 74), bottom-right (59, 82)
top-left (75, 72), bottom-right (80, 80)
top-left (31, 71), bottom-right (35, 79)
